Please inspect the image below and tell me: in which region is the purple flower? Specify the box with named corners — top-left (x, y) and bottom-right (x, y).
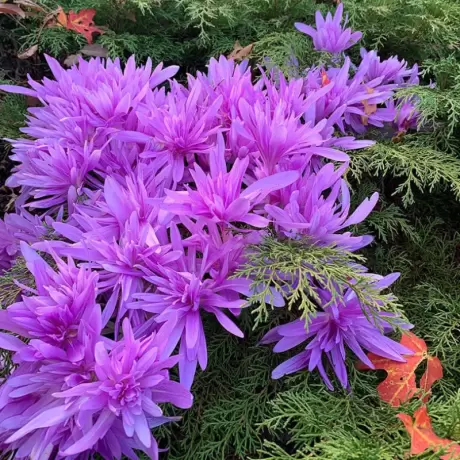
top-left (261, 273), bottom-right (413, 390)
top-left (0, 210), bottom-right (54, 273)
top-left (69, 166), bottom-right (166, 241)
top-left (303, 58), bottom-right (397, 133)
top-left (265, 162), bottom-right (378, 250)
top-left (131, 223), bottom-right (252, 389)
top-left (161, 133), bottom-right (299, 229)
top-left (0, 218), bottom-right (17, 272)
top-left (395, 101), bottom-right (419, 133)
top-left (120, 80), bottom-right (223, 183)
top-left (8, 140), bottom-right (101, 211)
top-left (197, 56), bottom-right (263, 127)
top-left (359, 49), bottom-right (416, 85)
top-left (234, 99), bottom-right (349, 176)
top-left (6, 242), bottom-right (100, 364)
top-left (0, 55), bottom-right (179, 209)
top-left (295, 4), bottom-right (362, 54)
top-left (48, 211), bottom-right (182, 332)
top-left (0, 319), bottom-right (192, 458)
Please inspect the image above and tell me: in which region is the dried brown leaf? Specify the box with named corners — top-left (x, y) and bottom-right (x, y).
top-left (63, 54), bottom-right (80, 67)
top-left (80, 43), bottom-right (108, 57)
top-left (18, 44), bottom-right (38, 59)
top-left (227, 41), bottom-right (254, 61)
top-left (14, 0), bottom-right (44, 11)
top-left (0, 3), bottom-right (25, 17)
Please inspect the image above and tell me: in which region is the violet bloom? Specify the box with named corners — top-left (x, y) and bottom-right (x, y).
top-left (8, 140), bottom-right (101, 211)
top-left (304, 58), bottom-right (397, 134)
top-left (2, 319), bottom-right (192, 458)
top-left (265, 162), bottom-right (378, 251)
top-left (69, 166), bottom-right (166, 241)
top-left (131, 223), bottom-right (252, 389)
top-left (395, 101), bottom-right (419, 133)
top-left (261, 273), bottom-right (413, 390)
top-left (0, 218), bottom-right (17, 272)
top-left (6, 243), bottom-right (100, 364)
top-left (235, 99), bottom-right (349, 175)
top-left (161, 133), bottom-right (299, 229)
top-left (197, 56), bottom-right (263, 127)
top-left (48, 211), bottom-right (182, 331)
top-left (295, 4), bottom-right (362, 54)
top-left (0, 55), bottom-right (179, 209)
top-left (120, 80), bottom-right (223, 183)
top-left (359, 49), bottom-right (416, 85)
top-left (0, 210), bottom-right (55, 273)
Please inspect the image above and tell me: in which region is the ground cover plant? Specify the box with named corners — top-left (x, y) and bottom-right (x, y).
top-left (1, 1), bottom-right (460, 459)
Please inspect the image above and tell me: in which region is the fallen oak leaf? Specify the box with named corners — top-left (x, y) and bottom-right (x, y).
top-left (56, 8), bottom-right (103, 44)
top-left (227, 41), bottom-right (254, 61)
top-left (67, 9), bottom-right (103, 44)
top-left (356, 332), bottom-right (443, 406)
top-left (321, 70), bottom-right (330, 87)
top-left (420, 355), bottom-right (443, 403)
top-left (398, 405), bottom-right (460, 459)
top-left (56, 6), bottom-right (67, 27)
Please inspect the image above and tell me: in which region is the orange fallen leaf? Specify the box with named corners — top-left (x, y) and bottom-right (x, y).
top-left (361, 87), bottom-right (377, 126)
top-left (227, 41), bottom-right (254, 61)
top-left (420, 354), bottom-right (443, 403)
top-left (398, 405), bottom-right (460, 459)
top-left (56, 6), bottom-right (67, 27)
top-left (356, 332), bottom-right (443, 406)
top-left (57, 8), bottom-right (103, 44)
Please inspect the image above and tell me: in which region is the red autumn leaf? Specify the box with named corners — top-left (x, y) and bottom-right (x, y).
top-left (398, 405), bottom-right (460, 459)
top-left (356, 332), bottom-right (443, 406)
top-left (57, 8), bottom-right (103, 44)
top-left (420, 355), bottom-right (443, 402)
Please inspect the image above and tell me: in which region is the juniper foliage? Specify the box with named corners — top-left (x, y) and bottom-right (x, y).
top-left (1, 0), bottom-right (460, 458)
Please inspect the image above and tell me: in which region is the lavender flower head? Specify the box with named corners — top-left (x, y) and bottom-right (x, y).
top-left (7, 242), bottom-right (100, 364)
top-left (265, 162), bottom-right (378, 251)
top-left (295, 4), bottom-right (362, 54)
top-left (131, 224), bottom-right (252, 389)
top-left (261, 273), bottom-right (413, 390)
top-left (0, 319), bottom-right (192, 458)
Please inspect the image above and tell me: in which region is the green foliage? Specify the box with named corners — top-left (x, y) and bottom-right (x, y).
top-left (0, 86), bottom-right (27, 141)
top-left (255, 384), bottom-right (410, 459)
top-left (236, 236), bottom-right (403, 328)
top-left (164, 315), bottom-right (283, 460)
top-left (21, 27), bottom-right (87, 57)
top-left (2, 1), bottom-right (460, 459)
top-left (350, 135), bottom-right (460, 206)
top-left (0, 257), bottom-right (35, 308)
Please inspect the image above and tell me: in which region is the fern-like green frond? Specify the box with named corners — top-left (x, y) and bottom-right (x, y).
top-left (350, 137), bottom-right (460, 206)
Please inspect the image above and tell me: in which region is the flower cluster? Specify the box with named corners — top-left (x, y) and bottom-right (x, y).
top-left (0, 5), bottom-right (419, 458)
